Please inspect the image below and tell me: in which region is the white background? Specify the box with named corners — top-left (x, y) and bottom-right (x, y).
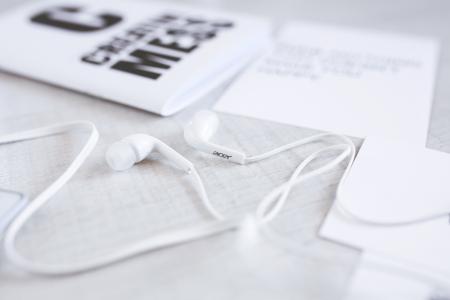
top-left (0, 0), bottom-right (449, 299)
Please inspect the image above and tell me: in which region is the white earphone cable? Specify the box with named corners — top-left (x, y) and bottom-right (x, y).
top-left (2, 121), bottom-right (98, 274)
top-left (256, 144), bottom-right (353, 222)
top-left (190, 167), bottom-right (226, 220)
top-left (4, 115), bottom-right (447, 278)
top-left (1, 122), bottom-right (238, 275)
top-left (245, 133), bottom-right (352, 163)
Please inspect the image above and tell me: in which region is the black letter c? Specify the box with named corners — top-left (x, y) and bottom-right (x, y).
top-left (30, 6), bottom-right (122, 33)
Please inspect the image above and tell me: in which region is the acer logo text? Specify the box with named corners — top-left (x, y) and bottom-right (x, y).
top-left (212, 151), bottom-right (232, 159)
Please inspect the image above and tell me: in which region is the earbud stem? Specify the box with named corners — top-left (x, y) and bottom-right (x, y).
top-left (156, 142), bottom-right (194, 172)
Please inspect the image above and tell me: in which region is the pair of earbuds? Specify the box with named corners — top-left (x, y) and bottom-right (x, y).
top-left (104, 110), bottom-right (257, 223)
top-left (104, 110), bottom-right (255, 224)
top-left (106, 109), bottom-right (354, 174)
top-left (105, 110), bottom-right (248, 173)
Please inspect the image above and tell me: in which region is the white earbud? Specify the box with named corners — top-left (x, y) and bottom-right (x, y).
top-left (106, 134), bottom-right (193, 172)
top-left (184, 110), bottom-right (246, 164)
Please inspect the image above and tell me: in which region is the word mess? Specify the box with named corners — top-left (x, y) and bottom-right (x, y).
top-left (82, 13), bottom-right (233, 80)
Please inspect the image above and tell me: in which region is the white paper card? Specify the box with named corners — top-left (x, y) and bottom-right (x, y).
top-left (339, 137), bottom-right (450, 223)
top-left (0, 0), bottom-right (270, 116)
top-left (215, 21), bottom-right (439, 145)
top-left (321, 137), bottom-right (450, 279)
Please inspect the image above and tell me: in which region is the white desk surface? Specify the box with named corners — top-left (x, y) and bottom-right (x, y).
top-left (0, 0), bottom-right (449, 299)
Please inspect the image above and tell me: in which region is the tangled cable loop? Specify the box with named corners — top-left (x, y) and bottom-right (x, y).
top-left (254, 135), bottom-right (356, 224)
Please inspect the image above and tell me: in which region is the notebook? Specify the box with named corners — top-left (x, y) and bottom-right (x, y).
top-left (0, 0), bottom-right (271, 115)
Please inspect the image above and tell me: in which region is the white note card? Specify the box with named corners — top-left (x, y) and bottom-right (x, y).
top-left (215, 21), bottom-right (439, 145)
top-left (321, 137), bottom-right (450, 280)
top-left (339, 137), bottom-right (450, 223)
